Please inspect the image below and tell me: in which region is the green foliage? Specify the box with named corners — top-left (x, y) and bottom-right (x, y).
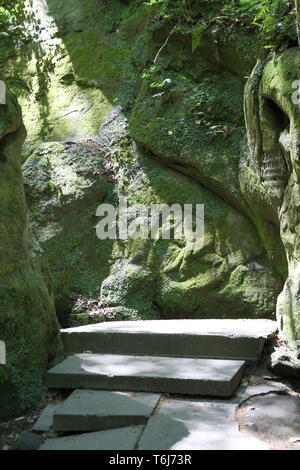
top-left (0, 0), bottom-right (27, 44)
top-left (224, 0), bottom-right (296, 48)
top-left (144, 0), bottom-right (222, 21)
top-left (141, 65), bottom-right (172, 90)
top-left (145, 0), bottom-right (296, 48)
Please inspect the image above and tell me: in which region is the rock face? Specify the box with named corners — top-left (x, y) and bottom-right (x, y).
top-left (0, 0), bottom-right (288, 326)
top-left (242, 48), bottom-right (300, 349)
top-left (0, 87), bottom-right (62, 420)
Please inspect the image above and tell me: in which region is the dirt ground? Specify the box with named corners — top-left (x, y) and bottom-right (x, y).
top-left (235, 350), bottom-right (300, 450)
top-left (0, 390), bottom-right (69, 450)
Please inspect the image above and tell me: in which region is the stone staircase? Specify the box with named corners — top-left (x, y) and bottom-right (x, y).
top-left (39, 319), bottom-right (277, 450)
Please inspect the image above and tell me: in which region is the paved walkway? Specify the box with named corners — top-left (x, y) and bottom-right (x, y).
top-left (35, 381), bottom-right (290, 450)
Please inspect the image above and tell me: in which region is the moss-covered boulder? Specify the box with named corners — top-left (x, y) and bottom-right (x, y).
top-left (129, 23), bottom-right (262, 210)
top-left (23, 138), bottom-right (114, 325)
top-left (0, 87), bottom-right (62, 420)
top-left (22, 106), bottom-right (281, 325)
top-left (242, 47), bottom-right (300, 349)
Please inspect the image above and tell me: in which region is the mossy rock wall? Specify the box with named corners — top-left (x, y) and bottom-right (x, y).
top-left (0, 88), bottom-right (62, 420)
top-left (0, 0), bottom-right (287, 326)
top-left (242, 48), bottom-right (300, 348)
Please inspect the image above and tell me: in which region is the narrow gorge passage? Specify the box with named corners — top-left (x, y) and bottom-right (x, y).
top-left (0, 0), bottom-right (300, 454)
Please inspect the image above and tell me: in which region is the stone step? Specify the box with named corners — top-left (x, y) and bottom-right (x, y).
top-left (39, 425), bottom-right (144, 451)
top-left (46, 353), bottom-right (246, 397)
top-left (61, 319), bottom-right (277, 361)
top-left (53, 389), bottom-right (161, 432)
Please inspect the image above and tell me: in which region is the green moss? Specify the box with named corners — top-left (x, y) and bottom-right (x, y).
top-left (64, 29), bottom-right (136, 103)
top-left (69, 306), bottom-right (144, 328)
top-left (242, 48), bottom-right (300, 347)
top-left (0, 91), bottom-right (62, 420)
top-left (130, 68), bottom-right (246, 208)
top-left (23, 141), bottom-right (115, 325)
top-left (100, 138), bottom-right (282, 320)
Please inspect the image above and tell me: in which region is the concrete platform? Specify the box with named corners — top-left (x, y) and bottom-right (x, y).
top-left (39, 425), bottom-right (144, 450)
top-left (46, 354), bottom-right (245, 397)
top-left (138, 397), bottom-right (269, 450)
top-left (61, 319), bottom-right (277, 360)
top-left (53, 389), bottom-right (161, 432)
